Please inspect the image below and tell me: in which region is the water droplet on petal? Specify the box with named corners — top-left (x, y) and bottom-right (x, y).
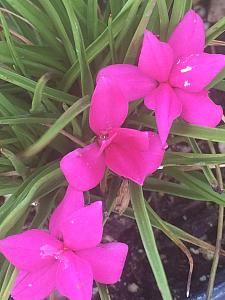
top-left (28, 283), bottom-right (32, 288)
top-left (184, 80), bottom-right (191, 87)
top-left (180, 66), bottom-right (192, 73)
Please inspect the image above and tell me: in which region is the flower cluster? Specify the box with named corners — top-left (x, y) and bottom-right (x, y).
top-left (61, 10), bottom-right (225, 190)
top-left (0, 9), bottom-right (225, 300)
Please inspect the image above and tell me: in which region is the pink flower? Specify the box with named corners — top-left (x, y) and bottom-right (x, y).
top-left (0, 187), bottom-right (128, 300)
top-left (60, 77), bottom-right (165, 190)
top-left (98, 10), bottom-right (225, 147)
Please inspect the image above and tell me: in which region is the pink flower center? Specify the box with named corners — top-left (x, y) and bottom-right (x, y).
top-left (96, 129), bottom-right (118, 154)
top-left (98, 132), bottom-right (110, 142)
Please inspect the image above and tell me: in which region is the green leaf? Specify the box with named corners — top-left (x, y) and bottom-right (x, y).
top-left (2, 0), bottom-right (63, 53)
top-left (0, 177), bottom-right (22, 196)
top-left (156, 0), bottom-right (169, 41)
top-left (59, 0), bottom-right (137, 91)
top-left (104, 0), bottom-right (143, 65)
top-left (188, 138), bottom-right (218, 188)
top-left (144, 177), bottom-right (205, 201)
top-left (165, 168), bottom-right (225, 206)
top-left (167, 0), bottom-right (186, 37)
top-left (130, 182), bottom-right (172, 300)
top-left (0, 162), bottom-right (64, 237)
top-left (37, 0), bottom-right (76, 64)
top-left (109, 0), bottom-right (124, 18)
top-left (147, 4), bottom-right (160, 33)
top-left (184, 0), bottom-right (192, 11)
top-left (24, 96), bottom-right (89, 157)
top-left (70, 0), bottom-right (87, 28)
top-left (0, 137), bottom-right (17, 146)
top-left (129, 114), bottom-right (225, 143)
top-left (107, 15), bottom-right (117, 64)
top-left (206, 16), bottom-right (225, 45)
top-left (0, 114), bottom-right (57, 125)
top-left (0, 264), bottom-right (17, 300)
top-left (213, 79), bottom-right (225, 91)
top-left (31, 190), bottom-right (60, 229)
top-left (0, 11), bottom-right (26, 75)
top-left (0, 261), bottom-right (9, 291)
top-left (87, 0), bottom-right (98, 42)
top-left (0, 67), bottom-right (77, 104)
top-left (62, 0), bottom-right (94, 95)
top-left (164, 151), bottom-right (225, 167)
top-left (1, 148), bottom-right (27, 179)
top-left (30, 72), bottom-right (52, 113)
top-left (0, 92), bottom-right (25, 115)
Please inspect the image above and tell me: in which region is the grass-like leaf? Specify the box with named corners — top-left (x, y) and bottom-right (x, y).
top-left (156, 0), bottom-right (169, 41)
top-left (62, 0), bottom-right (94, 95)
top-left (24, 95), bottom-right (89, 157)
top-left (206, 16), bottom-right (225, 45)
top-left (130, 182), bottom-right (172, 300)
top-left (165, 168), bottom-right (225, 206)
top-left (130, 114), bottom-right (225, 143)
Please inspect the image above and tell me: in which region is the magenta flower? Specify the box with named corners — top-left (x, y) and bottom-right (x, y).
top-left (0, 187), bottom-right (128, 300)
top-left (60, 77), bottom-right (164, 191)
top-left (98, 10), bottom-right (225, 146)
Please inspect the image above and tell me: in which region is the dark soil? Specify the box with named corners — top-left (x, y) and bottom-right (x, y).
top-left (94, 197), bottom-right (225, 300)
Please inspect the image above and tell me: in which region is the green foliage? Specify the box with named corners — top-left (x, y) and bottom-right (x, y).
top-left (0, 1), bottom-right (224, 299)
top-left (130, 182), bottom-right (172, 300)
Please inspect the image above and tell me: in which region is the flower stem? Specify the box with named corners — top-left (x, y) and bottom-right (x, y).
top-left (206, 142), bottom-right (224, 300)
top-left (97, 283), bottom-right (111, 300)
top-left (206, 205), bottom-right (224, 300)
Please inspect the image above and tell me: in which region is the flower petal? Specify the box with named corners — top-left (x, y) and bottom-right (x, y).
top-left (105, 129), bottom-right (164, 185)
top-left (77, 242), bottom-right (128, 284)
top-left (138, 30), bottom-right (174, 82)
top-left (175, 88), bottom-right (223, 127)
top-left (97, 64), bottom-right (156, 101)
top-left (89, 77), bottom-right (128, 135)
top-left (12, 264), bottom-right (57, 300)
top-left (145, 132), bottom-right (165, 174)
top-left (60, 142), bottom-right (106, 191)
top-left (145, 83), bottom-right (182, 146)
top-left (170, 53), bottom-right (225, 92)
top-left (49, 186), bottom-right (84, 238)
top-left (168, 10), bottom-right (205, 58)
top-left (61, 201), bottom-right (103, 250)
top-left (56, 251), bottom-right (93, 300)
top-left (0, 230), bottom-right (62, 271)
top-left (112, 127), bottom-right (150, 151)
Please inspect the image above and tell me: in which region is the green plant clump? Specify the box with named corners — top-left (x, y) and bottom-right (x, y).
top-left (0, 1), bottom-right (225, 299)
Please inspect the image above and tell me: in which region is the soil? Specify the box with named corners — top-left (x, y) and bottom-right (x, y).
top-left (94, 197), bottom-right (225, 300)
